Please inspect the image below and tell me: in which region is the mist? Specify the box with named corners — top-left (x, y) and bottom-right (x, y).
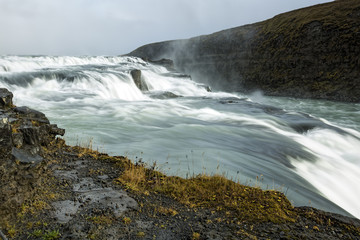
top-left (0, 0), bottom-right (332, 56)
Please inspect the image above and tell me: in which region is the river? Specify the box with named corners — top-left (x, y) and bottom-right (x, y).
top-left (1, 55), bottom-right (359, 219)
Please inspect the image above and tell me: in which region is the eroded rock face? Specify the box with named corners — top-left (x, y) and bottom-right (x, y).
top-left (0, 88), bottom-right (65, 221)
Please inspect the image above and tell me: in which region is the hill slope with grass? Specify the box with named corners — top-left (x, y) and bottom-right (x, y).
top-left (129, 0), bottom-right (360, 102)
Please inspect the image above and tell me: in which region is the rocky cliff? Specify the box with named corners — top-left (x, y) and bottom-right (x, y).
top-left (0, 88), bottom-right (65, 224)
top-left (129, 0), bottom-right (360, 102)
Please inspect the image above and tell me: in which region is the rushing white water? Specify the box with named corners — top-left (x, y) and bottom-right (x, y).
top-left (1, 55), bottom-right (359, 219)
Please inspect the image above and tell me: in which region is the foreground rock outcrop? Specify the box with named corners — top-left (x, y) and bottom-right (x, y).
top-left (1, 88), bottom-right (360, 239)
top-left (0, 88), bottom-right (65, 224)
top-left (130, 0), bottom-right (360, 102)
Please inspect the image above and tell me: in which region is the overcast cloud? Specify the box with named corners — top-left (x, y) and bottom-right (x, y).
top-left (0, 0), bottom-right (332, 56)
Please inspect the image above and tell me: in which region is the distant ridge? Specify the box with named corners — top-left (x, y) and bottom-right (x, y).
top-left (130, 0), bottom-right (360, 102)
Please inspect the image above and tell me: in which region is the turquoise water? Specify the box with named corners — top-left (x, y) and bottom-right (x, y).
top-left (1, 55), bottom-right (359, 219)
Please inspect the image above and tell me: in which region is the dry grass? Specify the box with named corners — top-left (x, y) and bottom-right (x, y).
top-left (156, 206), bottom-right (178, 216)
top-left (45, 138), bottom-right (296, 223)
top-left (259, 0), bottom-right (360, 36)
top-left (114, 161), bottom-right (296, 223)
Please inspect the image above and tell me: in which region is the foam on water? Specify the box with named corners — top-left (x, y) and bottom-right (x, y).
top-left (291, 129), bottom-right (360, 219)
top-left (1, 55), bottom-right (360, 219)
top-left (0, 55), bottom-right (141, 72)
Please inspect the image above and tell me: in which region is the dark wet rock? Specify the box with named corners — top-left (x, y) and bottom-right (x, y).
top-left (49, 124), bottom-right (65, 136)
top-left (51, 158), bottom-right (138, 225)
top-left (130, 0), bottom-right (360, 102)
top-left (160, 72), bottom-right (192, 79)
top-left (197, 83), bottom-right (212, 92)
top-left (219, 97), bottom-right (246, 104)
top-left (130, 69), bottom-right (149, 91)
top-left (149, 58), bottom-right (175, 71)
top-left (0, 88), bottom-right (13, 109)
top-left (12, 132), bottom-right (23, 148)
top-left (11, 148), bottom-right (43, 165)
top-left (149, 91), bottom-right (181, 99)
top-left (14, 106), bottom-right (50, 124)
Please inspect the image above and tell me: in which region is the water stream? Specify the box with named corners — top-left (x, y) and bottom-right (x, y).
top-left (1, 55), bottom-right (359, 219)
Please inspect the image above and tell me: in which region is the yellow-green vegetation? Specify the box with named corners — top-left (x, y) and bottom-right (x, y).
top-left (300, 207), bottom-right (360, 234)
top-left (136, 231), bottom-right (146, 237)
top-left (114, 159), bottom-right (295, 223)
top-left (4, 223), bottom-right (16, 238)
top-left (72, 138), bottom-right (105, 159)
top-left (88, 168), bottom-right (105, 175)
top-left (28, 229), bottom-right (43, 238)
top-left (87, 215), bottom-right (113, 225)
top-left (18, 200), bottom-right (49, 218)
top-left (28, 229), bottom-right (61, 240)
top-left (259, 0), bottom-right (360, 36)
top-left (122, 217), bottom-right (132, 224)
top-left (116, 160), bottom-right (147, 192)
top-left (10, 120), bottom-right (21, 134)
top-left (43, 230), bottom-right (61, 240)
top-left (17, 179), bottom-right (60, 219)
top-left (31, 120), bottom-right (41, 127)
top-left (73, 145), bottom-right (101, 159)
top-left (192, 232), bottom-right (201, 240)
top-left (156, 206), bottom-right (178, 216)
top-left (0, 161), bottom-right (62, 238)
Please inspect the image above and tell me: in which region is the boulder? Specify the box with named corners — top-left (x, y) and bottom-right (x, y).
top-left (130, 69), bottom-right (149, 91)
top-left (0, 88), bottom-right (13, 109)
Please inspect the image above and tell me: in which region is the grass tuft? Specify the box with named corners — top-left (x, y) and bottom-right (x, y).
top-left (115, 161), bottom-right (295, 223)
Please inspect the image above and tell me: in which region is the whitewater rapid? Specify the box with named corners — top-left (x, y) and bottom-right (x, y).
top-left (1, 55), bottom-right (359, 219)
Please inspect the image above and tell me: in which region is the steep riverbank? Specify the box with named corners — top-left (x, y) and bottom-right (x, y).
top-left (1, 89), bottom-right (360, 239)
top-left (129, 0), bottom-right (360, 102)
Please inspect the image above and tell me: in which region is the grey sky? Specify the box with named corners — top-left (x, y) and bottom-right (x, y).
top-left (0, 0), bottom-right (332, 56)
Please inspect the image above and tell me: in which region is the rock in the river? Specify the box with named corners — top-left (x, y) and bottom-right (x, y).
top-left (130, 69), bottom-right (149, 91)
top-left (149, 58), bottom-right (175, 71)
top-left (150, 91), bottom-right (182, 99)
top-left (198, 83), bottom-right (212, 92)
